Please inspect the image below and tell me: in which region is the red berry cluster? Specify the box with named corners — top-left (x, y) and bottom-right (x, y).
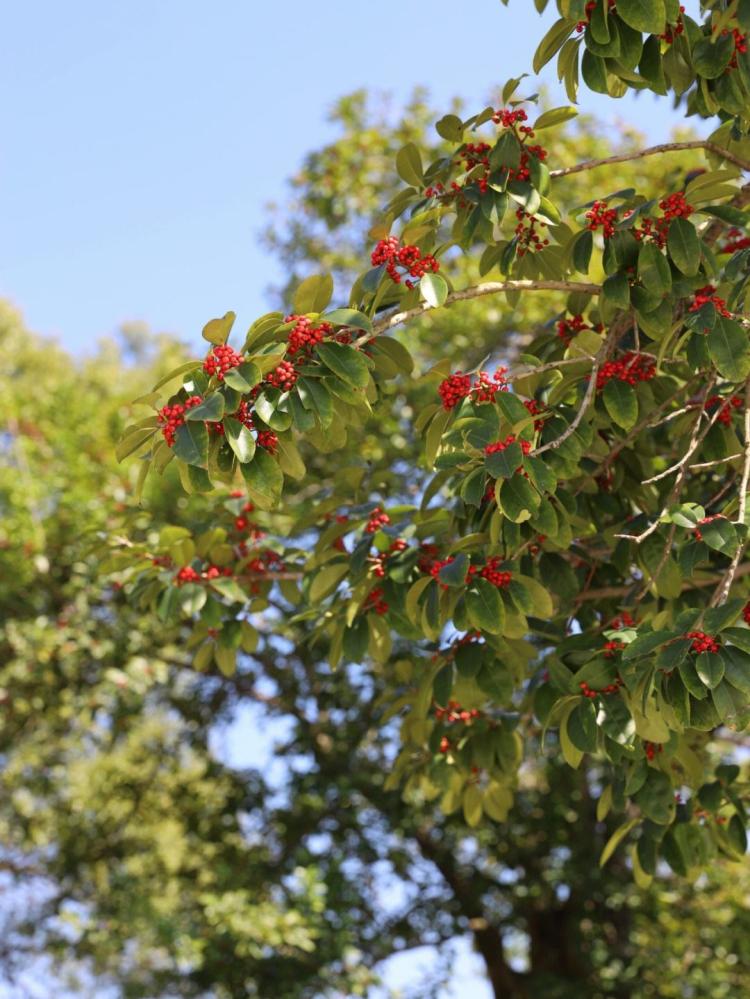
top-left (438, 368), bottom-right (508, 410)
top-left (256, 430), bottom-right (278, 453)
top-left (515, 209), bottom-right (550, 256)
top-left (484, 434), bottom-right (532, 456)
top-left (660, 5), bottom-right (685, 43)
top-left (586, 200), bottom-right (618, 238)
top-left (579, 676), bottom-right (623, 698)
top-left (557, 313), bottom-right (594, 345)
top-left (707, 394), bottom-right (742, 426)
top-left (633, 192), bottom-right (693, 248)
top-left (721, 228), bottom-right (750, 254)
top-left (610, 610), bottom-right (635, 630)
top-left (369, 538), bottom-right (408, 578)
top-left (724, 27), bottom-right (748, 69)
top-left (686, 631), bottom-right (720, 654)
top-left (467, 556), bottom-right (512, 588)
top-left (457, 142), bottom-right (491, 193)
top-left (491, 108), bottom-right (528, 127)
top-left (371, 236), bottom-right (440, 289)
top-left (524, 398), bottom-right (545, 432)
top-left (365, 507), bottom-right (391, 534)
top-left (157, 395), bottom-right (203, 446)
top-left (203, 344), bottom-right (243, 381)
top-left (603, 640), bottom-right (625, 659)
top-left (174, 564), bottom-right (232, 585)
top-left (363, 586), bottom-right (389, 615)
top-left (596, 352), bottom-right (656, 391)
top-left (644, 741), bottom-right (663, 761)
top-left (266, 360), bottom-right (298, 392)
top-left (439, 736), bottom-right (452, 754)
top-left (473, 367), bottom-right (509, 404)
top-left (434, 700), bottom-right (481, 724)
top-left (743, 600), bottom-right (750, 625)
top-left (175, 566), bottom-right (201, 585)
top-left (284, 314), bottom-right (334, 358)
top-left (690, 285), bottom-right (731, 320)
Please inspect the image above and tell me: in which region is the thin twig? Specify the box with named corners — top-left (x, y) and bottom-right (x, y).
top-left (368, 279), bottom-right (600, 338)
top-left (616, 382), bottom-right (717, 543)
top-left (550, 140), bottom-right (750, 178)
top-left (531, 326), bottom-right (620, 457)
top-left (709, 379), bottom-right (750, 607)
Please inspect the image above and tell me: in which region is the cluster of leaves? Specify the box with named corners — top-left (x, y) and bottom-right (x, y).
top-left (516, 0), bottom-right (750, 125)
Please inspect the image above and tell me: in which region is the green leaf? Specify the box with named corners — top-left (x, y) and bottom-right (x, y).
top-left (315, 342), bottom-right (370, 388)
top-left (634, 768), bottom-right (675, 825)
top-left (602, 272), bottom-right (631, 310)
top-left (292, 273), bottom-right (334, 314)
top-left (173, 421), bottom-right (209, 469)
top-left (699, 516), bottom-right (738, 555)
top-left (567, 700), bottom-right (598, 753)
top-left (202, 311), bottom-right (236, 345)
top-left (603, 379), bottom-right (638, 431)
top-left (638, 242), bottom-right (671, 295)
top-left (498, 475), bottom-right (540, 523)
top-left (395, 142), bottom-right (424, 187)
top-left (150, 360), bottom-right (202, 393)
top-left (533, 17), bottom-right (576, 73)
top-left (616, 0), bottom-right (665, 34)
top-left (485, 442), bottom-right (523, 479)
top-left (599, 817), bottom-right (639, 867)
top-left (185, 393), bottom-right (225, 423)
top-left (438, 553), bottom-right (469, 588)
top-left (420, 272), bottom-right (448, 308)
top-left (240, 449), bottom-right (284, 509)
top-left (223, 417), bottom-right (256, 464)
top-left (310, 563), bottom-right (349, 603)
top-left (721, 646), bottom-right (750, 695)
top-left (373, 337), bottom-right (414, 374)
top-left (223, 361), bottom-right (261, 392)
top-left (707, 317), bottom-right (750, 381)
top-left (622, 630), bottom-right (674, 661)
top-left (116, 427), bottom-right (157, 462)
top-left (463, 784), bottom-right (483, 828)
top-left (695, 652), bottom-right (725, 690)
top-left (692, 34), bottom-right (735, 80)
top-left (572, 229), bottom-right (593, 274)
top-left (466, 579), bottom-right (505, 635)
top-left (667, 218), bottom-right (701, 276)
top-left (523, 455), bottom-right (556, 495)
top-left (435, 113), bottom-right (464, 143)
top-left (560, 704), bottom-right (584, 768)
top-left (533, 106), bottom-right (578, 130)
top-left (324, 308), bottom-right (373, 335)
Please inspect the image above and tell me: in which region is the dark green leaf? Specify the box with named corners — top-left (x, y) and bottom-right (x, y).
top-left (616, 0), bottom-right (665, 34)
top-left (667, 218), bottom-right (701, 276)
top-left (466, 579), bottom-right (505, 635)
top-left (316, 342), bottom-right (370, 388)
top-left (223, 417), bottom-right (256, 464)
top-left (603, 379), bottom-right (638, 430)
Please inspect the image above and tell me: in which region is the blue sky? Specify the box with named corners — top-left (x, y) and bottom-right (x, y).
top-left (0, 1), bottom-right (698, 358)
top-left (2, 4), bottom-right (701, 996)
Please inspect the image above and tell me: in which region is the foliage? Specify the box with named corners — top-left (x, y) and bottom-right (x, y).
top-left (115, 0), bottom-right (750, 889)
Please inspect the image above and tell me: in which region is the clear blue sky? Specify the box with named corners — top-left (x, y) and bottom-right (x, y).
top-left (0, 1), bottom-right (696, 357)
top-left (2, 4), bottom-right (698, 996)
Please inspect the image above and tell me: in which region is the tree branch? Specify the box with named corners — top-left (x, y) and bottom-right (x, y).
top-left (550, 140), bottom-right (750, 178)
top-left (370, 280), bottom-right (600, 337)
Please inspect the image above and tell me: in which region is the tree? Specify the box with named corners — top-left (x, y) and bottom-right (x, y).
top-left (117, 0), bottom-right (750, 880)
top-left (3, 2), bottom-right (750, 996)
